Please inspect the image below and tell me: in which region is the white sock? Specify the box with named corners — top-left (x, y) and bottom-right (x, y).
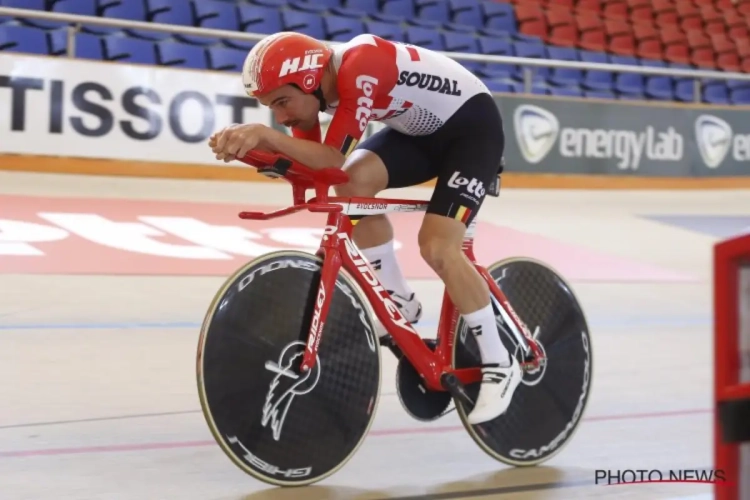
top-left (463, 302), bottom-right (511, 367)
top-left (360, 240), bottom-right (414, 298)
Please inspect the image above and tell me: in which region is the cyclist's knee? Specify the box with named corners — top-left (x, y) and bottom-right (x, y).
top-left (418, 217), bottom-right (465, 275)
top-left (335, 149), bottom-right (388, 197)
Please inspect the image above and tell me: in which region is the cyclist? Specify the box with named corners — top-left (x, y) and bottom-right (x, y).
top-left (209, 31), bottom-right (521, 425)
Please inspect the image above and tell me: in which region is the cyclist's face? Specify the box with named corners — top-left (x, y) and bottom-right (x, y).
top-left (260, 86), bottom-right (319, 131)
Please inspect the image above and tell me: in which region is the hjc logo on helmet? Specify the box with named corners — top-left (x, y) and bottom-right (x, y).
top-left (278, 54), bottom-right (325, 78)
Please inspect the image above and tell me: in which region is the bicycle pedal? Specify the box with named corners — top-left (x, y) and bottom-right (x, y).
top-left (440, 373), bottom-right (475, 408)
top-left (379, 335), bottom-right (404, 360)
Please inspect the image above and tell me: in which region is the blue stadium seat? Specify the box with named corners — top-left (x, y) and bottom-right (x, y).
top-left (49, 28), bottom-right (105, 59)
top-left (416, 0), bottom-right (451, 25)
top-left (477, 35), bottom-right (515, 79)
top-left (281, 11), bottom-right (325, 39)
top-left (545, 46), bottom-right (581, 87)
top-left (0, 0), bottom-right (45, 10)
top-left (484, 79), bottom-right (514, 93)
top-left (731, 88), bottom-right (750, 104)
top-left (48, 28), bottom-right (68, 55)
top-left (442, 22), bottom-right (478, 34)
top-left (101, 0), bottom-right (147, 21)
top-left (332, 0), bottom-right (378, 17)
top-left (443, 32), bottom-right (479, 53)
top-left (73, 32), bottom-right (104, 59)
top-left (513, 40), bottom-right (549, 78)
top-left (674, 79), bottom-right (695, 102)
top-left (2, 0), bottom-right (63, 29)
top-left (480, 1), bottom-right (515, 22)
top-left (193, 0), bottom-right (239, 31)
top-left (207, 46), bottom-right (245, 71)
top-left (364, 20), bottom-right (404, 42)
top-left (239, 4), bottom-right (282, 34)
top-left (485, 15), bottom-right (515, 34)
top-left (382, 0), bottom-right (416, 18)
top-left (726, 80), bottom-right (750, 91)
top-left (449, 0), bottom-right (483, 29)
top-left (644, 77), bottom-right (674, 100)
top-left (81, 0), bottom-right (147, 36)
top-left (483, 3), bottom-right (516, 34)
top-left (638, 60), bottom-right (673, 101)
top-left (667, 62), bottom-right (696, 102)
top-left (0, 24), bottom-right (49, 55)
top-left (405, 26), bottom-right (444, 50)
top-left (704, 82), bottom-right (729, 104)
top-left (324, 15), bottom-right (364, 42)
top-left (52, 0), bottom-right (97, 17)
top-left (610, 55), bottom-right (645, 97)
top-left (289, 0), bottom-right (342, 13)
top-left (250, 0), bottom-right (288, 7)
top-left (156, 40), bottom-right (207, 68)
top-left (145, 0), bottom-right (204, 43)
top-left (146, 0), bottom-right (193, 26)
top-left (579, 50), bottom-right (613, 92)
top-left (443, 32), bottom-right (481, 72)
top-left (102, 36), bottom-right (156, 64)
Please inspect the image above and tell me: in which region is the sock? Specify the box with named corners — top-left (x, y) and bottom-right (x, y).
top-left (360, 240), bottom-right (414, 299)
top-left (463, 302), bottom-right (512, 367)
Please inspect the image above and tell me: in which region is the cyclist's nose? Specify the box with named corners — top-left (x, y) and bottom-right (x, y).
top-left (274, 109), bottom-right (290, 126)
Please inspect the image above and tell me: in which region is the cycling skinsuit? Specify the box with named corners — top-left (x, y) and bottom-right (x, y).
top-left (291, 33), bottom-right (505, 227)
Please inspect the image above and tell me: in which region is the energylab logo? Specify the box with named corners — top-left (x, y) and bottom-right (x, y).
top-left (695, 115), bottom-right (733, 169)
top-left (514, 105), bottom-right (560, 164)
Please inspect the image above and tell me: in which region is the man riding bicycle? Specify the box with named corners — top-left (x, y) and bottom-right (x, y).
top-left (209, 31), bottom-right (520, 425)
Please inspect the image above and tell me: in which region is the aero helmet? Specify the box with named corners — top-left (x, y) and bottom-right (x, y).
top-left (242, 32), bottom-right (333, 100)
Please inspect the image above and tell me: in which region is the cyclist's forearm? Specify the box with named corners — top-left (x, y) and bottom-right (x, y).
top-left (263, 127), bottom-right (345, 170)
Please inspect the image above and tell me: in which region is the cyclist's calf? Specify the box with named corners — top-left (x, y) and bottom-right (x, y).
top-left (418, 214), bottom-right (490, 315)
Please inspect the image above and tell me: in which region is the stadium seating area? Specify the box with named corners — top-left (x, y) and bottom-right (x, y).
top-left (0, 0), bottom-right (749, 104)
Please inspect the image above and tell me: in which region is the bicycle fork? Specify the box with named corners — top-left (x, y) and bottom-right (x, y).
top-left (299, 244), bottom-right (342, 374)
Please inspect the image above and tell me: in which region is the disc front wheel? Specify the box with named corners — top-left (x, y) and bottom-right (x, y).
top-left (197, 251), bottom-right (381, 486)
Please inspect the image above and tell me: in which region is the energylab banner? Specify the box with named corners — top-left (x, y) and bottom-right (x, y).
top-left (0, 53), bottom-right (271, 166)
top-left (498, 95), bottom-right (750, 177)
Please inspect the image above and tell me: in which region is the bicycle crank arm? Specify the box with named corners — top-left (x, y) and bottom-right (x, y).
top-left (440, 372), bottom-right (475, 409)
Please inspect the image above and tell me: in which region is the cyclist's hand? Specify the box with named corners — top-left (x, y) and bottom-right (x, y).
top-left (211, 124), bottom-right (268, 163)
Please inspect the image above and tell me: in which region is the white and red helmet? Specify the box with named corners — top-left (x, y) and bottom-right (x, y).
top-left (242, 32), bottom-right (334, 98)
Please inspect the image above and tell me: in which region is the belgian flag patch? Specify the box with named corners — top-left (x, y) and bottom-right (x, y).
top-left (340, 135), bottom-right (358, 157)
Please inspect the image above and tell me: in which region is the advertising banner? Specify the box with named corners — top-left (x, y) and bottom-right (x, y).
top-left (0, 53), bottom-right (271, 166)
top-left (498, 95), bottom-right (750, 177)
top-left (3, 52), bottom-right (749, 177)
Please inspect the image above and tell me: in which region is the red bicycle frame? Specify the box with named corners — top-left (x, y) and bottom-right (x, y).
top-left (236, 150), bottom-right (544, 393)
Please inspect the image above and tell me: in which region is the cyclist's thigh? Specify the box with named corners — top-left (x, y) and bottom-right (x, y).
top-left (355, 126), bottom-right (437, 189)
top-left (427, 93), bottom-right (505, 227)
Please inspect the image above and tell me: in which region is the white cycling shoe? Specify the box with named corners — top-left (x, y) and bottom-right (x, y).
top-left (388, 290), bottom-right (423, 324)
top-left (467, 354), bottom-right (523, 425)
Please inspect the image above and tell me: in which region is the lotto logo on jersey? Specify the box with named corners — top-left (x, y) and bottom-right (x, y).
top-left (355, 74), bottom-right (379, 132)
top-left (279, 54), bottom-right (324, 77)
top-left (448, 171), bottom-right (485, 200)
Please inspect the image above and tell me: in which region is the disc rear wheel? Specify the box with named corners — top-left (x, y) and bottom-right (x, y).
top-left (453, 257), bottom-right (593, 467)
